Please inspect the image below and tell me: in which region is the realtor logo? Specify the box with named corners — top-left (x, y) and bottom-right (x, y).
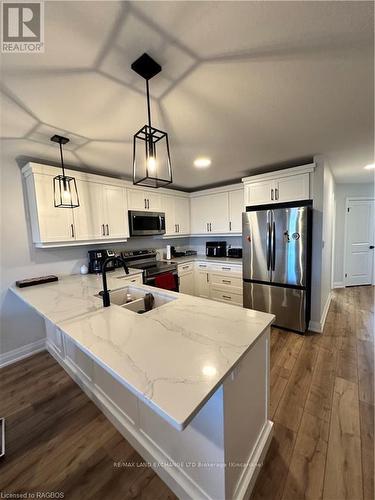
top-left (2, 1), bottom-right (44, 53)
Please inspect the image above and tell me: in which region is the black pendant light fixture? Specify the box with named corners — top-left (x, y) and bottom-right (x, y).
top-left (51, 134), bottom-right (80, 208)
top-left (131, 53), bottom-right (172, 188)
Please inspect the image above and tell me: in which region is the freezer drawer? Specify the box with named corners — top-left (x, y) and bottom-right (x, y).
top-left (243, 281), bottom-right (307, 332)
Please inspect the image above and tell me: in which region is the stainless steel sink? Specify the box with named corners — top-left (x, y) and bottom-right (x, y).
top-left (95, 285), bottom-right (176, 313)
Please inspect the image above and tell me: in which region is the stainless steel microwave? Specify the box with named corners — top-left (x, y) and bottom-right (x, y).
top-left (128, 211), bottom-right (166, 236)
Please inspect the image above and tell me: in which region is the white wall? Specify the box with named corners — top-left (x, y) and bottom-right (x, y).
top-left (333, 182), bottom-right (375, 286)
top-left (320, 165), bottom-right (335, 316)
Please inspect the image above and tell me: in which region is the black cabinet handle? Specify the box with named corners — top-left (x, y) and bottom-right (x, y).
top-left (370, 245), bottom-right (374, 249)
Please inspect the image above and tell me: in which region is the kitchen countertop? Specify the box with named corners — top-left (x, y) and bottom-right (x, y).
top-left (10, 267), bottom-right (273, 431)
top-left (166, 255), bottom-right (243, 265)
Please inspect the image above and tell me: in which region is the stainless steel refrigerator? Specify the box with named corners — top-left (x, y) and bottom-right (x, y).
top-left (242, 200), bottom-right (312, 333)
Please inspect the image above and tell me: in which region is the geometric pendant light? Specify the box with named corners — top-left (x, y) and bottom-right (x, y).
top-left (51, 134), bottom-right (80, 208)
top-left (131, 53), bottom-right (173, 188)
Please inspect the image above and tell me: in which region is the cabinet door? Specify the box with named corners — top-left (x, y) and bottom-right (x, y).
top-left (228, 189), bottom-right (244, 232)
top-left (161, 195), bottom-right (176, 235)
top-left (179, 271), bottom-right (194, 295)
top-left (146, 191), bottom-right (161, 211)
top-left (190, 196), bottom-right (211, 234)
top-left (73, 180), bottom-right (104, 241)
top-left (244, 180), bottom-right (274, 206)
top-left (174, 197), bottom-right (190, 234)
top-left (275, 173), bottom-right (309, 202)
top-left (33, 173), bottom-right (75, 242)
top-left (103, 185), bottom-right (129, 239)
top-left (208, 192), bottom-right (229, 233)
top-left (128, 189), bottom-right (148, 210)
top-left (195, 270), bottom-right (210, 298)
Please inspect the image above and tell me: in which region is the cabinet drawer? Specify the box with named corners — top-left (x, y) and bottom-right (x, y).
top-left (178, 262), bottom-right (194, 275)
top-left (211, 264), bottom-right (242, 276)
top-left (115, 273), bottom-right (143, 285)
top-left (211, 274), bottom-right (242, 289)
top-left (195, 261), bottom-right (215, 271)
top-left (210, 288), bottom-right (243, 306)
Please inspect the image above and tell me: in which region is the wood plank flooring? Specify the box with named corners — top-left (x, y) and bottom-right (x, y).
top-left (0, 286), bottom-right (373, 500)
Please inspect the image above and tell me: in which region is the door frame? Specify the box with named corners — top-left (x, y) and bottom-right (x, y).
top-left (344, 196), bottom-right (375, 286)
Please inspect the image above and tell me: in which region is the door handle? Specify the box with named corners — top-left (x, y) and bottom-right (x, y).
top-left (271, 221), bottom-right (276, 271)
top-left (144, 198), bottom-right (147, 209)
top-left (266, 222), bottom-right (271, 270)
top-left (71, 224), bottom-right (75, 238)
top-left (206, 223), bottom-right (209, 232)
top-left (229, 221), bottom-right (232, 231)
top-left (271, 189), bottom-right (274, 201)
top-left (275, 188), bottom-right (279, 200)
top-left (147, 199), bottom-right (150, 209)
top-left (102, 224), bottom-right (105, 236)
top-left (370, 245), bottom-right (374, 249)
top-left (209, 223), bottom-right (212, 232)
top-left (177, 224), bottom-right (179, 233)
top-left (106, 224), bottom-right (109, 236)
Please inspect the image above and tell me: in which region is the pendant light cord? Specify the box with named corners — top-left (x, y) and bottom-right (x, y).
top-left (146, 79), bottom-right (152, 129)
top-left (59, 140), bottom-right (66, 178)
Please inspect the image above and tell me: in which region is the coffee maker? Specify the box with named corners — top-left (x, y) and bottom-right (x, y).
top-left (88, 249), bottom-right (116, 274)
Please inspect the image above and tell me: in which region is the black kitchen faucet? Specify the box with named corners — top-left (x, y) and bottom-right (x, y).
top-left (101, 256), bottom-right (129, 307)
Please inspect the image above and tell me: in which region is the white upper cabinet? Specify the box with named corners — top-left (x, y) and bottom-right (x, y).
top-left (190, 189), bottom-right (239, 234)
top-left (228, 189), bottom-right (244, 233)
top-left (23, 164), bottom-right (129, 247)
top-left (28, 172), bottom-right (75, 243)
top-left (275, 173), bottom-right (309, 202)
top-left (243, 165), bottom-right (313, 207)
top-left (103, 184), bottom-right (129, 239)
top-left (162, 195), bottom-right (190, 236)
top-left (128, 189), bottom-right (161, 211)
top-left (73, 180), bottom-right (104, 240)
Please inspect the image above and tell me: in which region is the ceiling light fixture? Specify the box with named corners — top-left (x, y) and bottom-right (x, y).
top-left (131, 53), bottom-right (172, 188)
top-left (364, 163), bottom-right (375, 170)
top-left (51, 134), bottom-right (80, 208)
top-left (194, 157), bottom-right (211, 168)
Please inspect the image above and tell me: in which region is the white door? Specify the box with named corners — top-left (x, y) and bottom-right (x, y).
top-left (275, 173), bottom-right (309, 202)
top-left (179, 271), bottom-right (194, 295)
top-left (174, 197), bottom-right (190, 234)
top-left (208, 192), bottom-right (229, 233)
top-left (229, 189), bottom-right (244, 232)
top-left (128, 189), bottom-right (148, 211)
top-left (195, 270), bottom-right (210, 297)
top-left (146, 191), bottom-right (161, 211)
top-left (345, 199), bottom-right (375, 286)
top-left (244, 180), bottom-right (274, 206)
top-left (190, 196), bottom-right (212, 234)
top-left (103, 185), bottom-right (129, 239)
top-left (34, 173), bottom-right (75, 242)
top-left (161, 195), bottom-right (176, 235)
top-left (73, 180), bottom-right (104, 240)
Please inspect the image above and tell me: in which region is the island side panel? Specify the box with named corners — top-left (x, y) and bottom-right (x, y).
top-left (223, 328), bottom-right (272, 499)
top-left (138, 388), bottom-right (226, 500)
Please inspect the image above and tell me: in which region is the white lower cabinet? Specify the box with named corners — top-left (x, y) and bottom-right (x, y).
top-left (115, 273), bottom-right (143, 286)
top-left (177, 263), bottom-right (194, 295)
top-left (64, 336), bottom-right (93, 383)
top-left (210, 288), bottom-right (243, 306)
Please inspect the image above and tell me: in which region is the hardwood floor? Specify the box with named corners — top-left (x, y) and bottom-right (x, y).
top-left (0, 287), bottom-right (373, 499)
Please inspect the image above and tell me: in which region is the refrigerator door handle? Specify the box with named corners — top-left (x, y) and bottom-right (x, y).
top-left (266, 221), bottom-right (271, 270)
top-left (271, 221), bottom-right (276, 270)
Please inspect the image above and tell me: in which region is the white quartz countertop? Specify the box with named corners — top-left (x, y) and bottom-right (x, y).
top-left (10, 268), bottom-right (273, 431)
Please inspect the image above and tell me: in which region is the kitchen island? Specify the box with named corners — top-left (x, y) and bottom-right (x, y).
top-left (11, 269), bottom-right (274, 500)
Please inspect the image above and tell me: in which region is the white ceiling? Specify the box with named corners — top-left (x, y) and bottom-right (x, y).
top-left (1, 1), bottom-right (374, 189)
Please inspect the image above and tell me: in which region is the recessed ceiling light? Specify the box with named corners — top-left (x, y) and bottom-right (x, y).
top-left (194, 157), bottom-right (211, 168)
top-left (364, 163), bottom-right (375, 170)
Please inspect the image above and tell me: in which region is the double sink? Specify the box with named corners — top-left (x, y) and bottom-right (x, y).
top-left (96, 285), bottom-right (176, 314)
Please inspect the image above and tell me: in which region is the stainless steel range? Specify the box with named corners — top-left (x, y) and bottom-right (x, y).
top-left (121, 249), bottom-right (179, 291)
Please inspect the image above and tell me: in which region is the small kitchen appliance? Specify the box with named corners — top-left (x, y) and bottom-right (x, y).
top-left (128, 211), bottom-right (166, 236)
top-left (88, 249), bottom-right (116, 274)
top-left (227, 248), bottom-right (242, 259)
top-left (206, 241), bottom-right (227, 258)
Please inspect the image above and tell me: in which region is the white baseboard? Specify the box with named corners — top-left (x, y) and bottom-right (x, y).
top-left (0, 339), bottom-right (46, 368)
top-left (308, 292), bottom-right (333, 333)
top-left (333, 281), bottom-right (345, 289)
